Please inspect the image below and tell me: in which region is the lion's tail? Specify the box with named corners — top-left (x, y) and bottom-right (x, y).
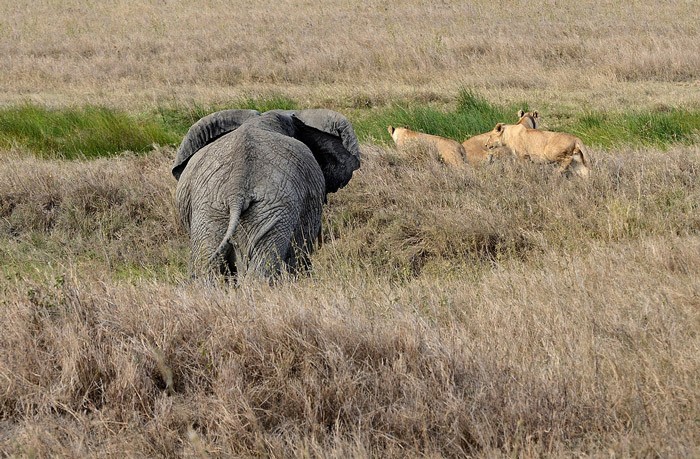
top-left (574, 141), bottom-right (589, 166)
top-left (572, 141), bottom-right (590, 178)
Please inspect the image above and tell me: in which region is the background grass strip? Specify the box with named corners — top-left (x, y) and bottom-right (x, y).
top-left (0, 105), bottom-right (178, 159)
top-left (1, 91), bottom-right (699, 158)
top-left (350, 89), bottom-right (532, 144)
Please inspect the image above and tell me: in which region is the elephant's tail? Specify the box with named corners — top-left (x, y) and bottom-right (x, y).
top-left (210, 198), bottom-right (246, 268)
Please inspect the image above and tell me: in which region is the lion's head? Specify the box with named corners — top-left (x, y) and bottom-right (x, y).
top-left (485, 123), bottom-right (507, 150)
top-left (517, 110), bottom-right (539, 129)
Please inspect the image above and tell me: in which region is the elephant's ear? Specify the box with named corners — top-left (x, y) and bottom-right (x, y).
top-left (290, 110), bottom-right (361, 194)
top-left (172, 109), bottom-right (260, 179)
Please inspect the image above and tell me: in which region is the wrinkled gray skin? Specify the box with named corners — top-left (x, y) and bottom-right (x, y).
top-left (173, 109), bottom-right (361, 281)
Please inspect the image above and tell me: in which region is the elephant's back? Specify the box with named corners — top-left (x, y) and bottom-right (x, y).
top-left (175, 131), bottom-right (252, 224)
top-left (177, 125), bottom-right (324, 210)
top-left (172, 109), bottom-right (260, 179)
top-left (239, 125), bottom-right (325, 193)
top-left (178, 133), bottom-right (248, 185)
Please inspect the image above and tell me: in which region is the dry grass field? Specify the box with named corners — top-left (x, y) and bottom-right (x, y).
top-left (1, 146), bottom-right (699, 457)
top-left (1, 0), bottom-right (700, 457)
top-left (1, 0), bottom-right (699, 111)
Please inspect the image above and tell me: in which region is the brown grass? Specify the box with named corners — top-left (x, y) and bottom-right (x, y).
top-left (1, 0), bottom-right (699, 111)
top-left (1, 145), bottom-right (699, 456)
top-left (1, 1), bottom-right (699, 455)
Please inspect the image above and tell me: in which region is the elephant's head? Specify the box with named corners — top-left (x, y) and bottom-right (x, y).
top-left (289, 109), bottom-right (361, 194)
top-left (172, 109), bottom-right (260, 179)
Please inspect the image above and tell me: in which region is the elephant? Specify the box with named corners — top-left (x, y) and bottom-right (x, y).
top-left (172, 108), bottom-right (361, 281)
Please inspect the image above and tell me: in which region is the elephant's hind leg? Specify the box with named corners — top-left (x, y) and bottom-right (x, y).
top-left (240, 211), bottom-right (298, 281)
top-left (189, 212), bottom-right (237, 280)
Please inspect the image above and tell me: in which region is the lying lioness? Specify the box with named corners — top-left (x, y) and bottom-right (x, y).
top-left (387, 126), bottom-right (466, 167)
top-left (485, 122), bottom-right (590, 178)
top-left (462, 110), bottom-right (540, 166)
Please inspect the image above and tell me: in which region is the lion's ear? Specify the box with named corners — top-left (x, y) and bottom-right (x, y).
top-left (387, 125), bottom-right (395, 135)
top-left (517, 109), bottom-right (524, 118)
top-left (495, 123), bottom-right (505, 132)
top-left (533, 111), bottom-right (539, 118)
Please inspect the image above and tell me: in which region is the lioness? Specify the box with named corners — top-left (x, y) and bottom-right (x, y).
top-left (462, 110), bottom-right (540, 166)
top-left (387, 126), bottom-right (466, 167)
top-left (485, 122), bottom-right (590, 178)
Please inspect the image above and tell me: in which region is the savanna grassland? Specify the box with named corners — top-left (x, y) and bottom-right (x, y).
top-left (2, 0), bottom-right (699, 111)
top-left (1, 1), bottom-right (699, 457)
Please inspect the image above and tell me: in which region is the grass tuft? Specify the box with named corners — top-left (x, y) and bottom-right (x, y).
top-left (351, 88), bottom-right (527, 144)
top-left (569, 109), bottom-right (700, 149)
top-left (156, 94), bottom-right (299, 137)
top-left (0, 105), bottom-right (178, 159)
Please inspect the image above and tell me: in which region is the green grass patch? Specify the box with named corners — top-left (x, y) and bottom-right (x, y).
top-left (0, 105), bottom-right (179, 159)
top-left (352, 89), bottom-right (700, 148)
top-left (0, 95), bottom-right (298, 159)
top-left (351, 89), bottom-right (530, 144)
top-left (1, 91), bottom-right (699, 158)
top-left (568, 109), bottom-right (700, 149)
top-left (155, 94), bottom-right (298, 136)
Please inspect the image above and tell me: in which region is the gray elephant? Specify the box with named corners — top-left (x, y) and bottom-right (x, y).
top-left (172, 108), bottom-right (361, 281)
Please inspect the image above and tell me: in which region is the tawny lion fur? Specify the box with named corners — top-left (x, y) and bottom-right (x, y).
top-left (387, 126), bottom-right (466, 167)
top-left (462, 110), bottom-right (540, 166)
top-left (485, 122), bottom-right (590, 178)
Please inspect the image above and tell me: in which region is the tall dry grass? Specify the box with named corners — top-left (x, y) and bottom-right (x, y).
top-left (1, 145), bottom-right (699, 456)
top-left (2, 0), bottom-right (699, 455)
top-left (1, 0), bottom-right (699, 110)
top-left (0, 147), bottom-right (185, 281)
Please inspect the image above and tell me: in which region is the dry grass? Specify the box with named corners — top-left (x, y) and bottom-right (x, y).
top-left (0, 147), bottom-right (184, 281)
top-left (1, 1), bottom-right (699, 455)
top-left (1, 145), bottom-right (699, 456)
top-left (1, 0), bottom-right (699, 111)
